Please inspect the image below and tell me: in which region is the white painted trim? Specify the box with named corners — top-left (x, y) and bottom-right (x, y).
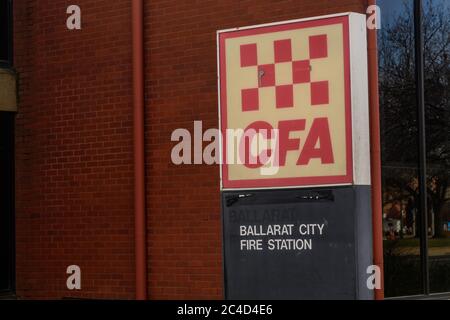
top-left (217, 12), bottom-right (353, 34)
top-left (216, 31), bottom-right (224, 190)
top-left (349, 13), bottom-right (371, 186)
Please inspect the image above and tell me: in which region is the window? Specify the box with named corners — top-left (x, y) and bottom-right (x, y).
top-left (378, 0), bottom-right (450, 298)
top-left (0, 112), bottom-right (15, 294)
top-left (0, 0), bottom-right (15, 295)
top-left (0, 0), bottom-right (13, 66)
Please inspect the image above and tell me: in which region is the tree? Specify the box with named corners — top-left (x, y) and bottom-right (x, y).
top-left (378, 0), bottom-right (450, 237)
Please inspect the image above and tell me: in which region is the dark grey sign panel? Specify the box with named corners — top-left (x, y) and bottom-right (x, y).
top-left (222, 186), bottom-right (373, 300)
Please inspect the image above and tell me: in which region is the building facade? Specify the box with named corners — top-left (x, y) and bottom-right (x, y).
top-left (0, 0), bottom-right (448, 299)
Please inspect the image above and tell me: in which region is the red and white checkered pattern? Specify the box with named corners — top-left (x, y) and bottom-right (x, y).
top-left (240, 35), bottom-right (330, 111)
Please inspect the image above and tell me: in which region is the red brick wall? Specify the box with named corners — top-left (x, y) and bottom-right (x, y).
top-left (14, 0), bottom-right (135, 299)
top-left (13, 0), bottom-right (367, 299)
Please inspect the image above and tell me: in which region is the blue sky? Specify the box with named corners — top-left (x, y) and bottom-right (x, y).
top-left (378, 0), bottom-right (450, 27)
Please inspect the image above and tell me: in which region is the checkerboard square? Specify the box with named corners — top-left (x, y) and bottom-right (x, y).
top-left (258, 64), bottom-right (275, 87)
top-left (309, 34), bottom-right (328, 59)
top-left (274, 39), bottom-right (292, 63)
top-left (292, 60), bottom-right (310, 83)
top-left (275, 62), bottom-right (292, 85)
top-left (311, 81), bottom-right (329, 105)
top-left (276, 85), bottom-right (293, 108)
top-left (240, 43), bottom-right (258, 67)
top-left (241, 88), bottom-right (259, 111)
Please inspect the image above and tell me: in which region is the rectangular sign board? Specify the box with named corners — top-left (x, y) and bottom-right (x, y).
top-left (218, 13), bottom-right (370, 190)
top-left (222, 186), bottom-right (373, 299)
top-left (219, 13), bottom-right (373, 300)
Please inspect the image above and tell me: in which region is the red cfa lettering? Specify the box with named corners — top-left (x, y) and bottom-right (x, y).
top-left (241, 117), bottom-right (334, 168)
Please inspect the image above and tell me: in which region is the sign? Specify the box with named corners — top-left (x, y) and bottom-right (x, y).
top-left (222, 187), bottom-right (373, 299)
top-left (218, 13), bottom-right (370, 189)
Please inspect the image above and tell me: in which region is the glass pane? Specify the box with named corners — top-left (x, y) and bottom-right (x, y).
top-left (0, 112), bottom-right (14, 291)
top-left (378, 0), bottom-right (423, 297)
top-left (423, 0), bottom-right (450, 294)
top-left (0, 0), bottom-right (9, 62)
top-left (0, 114), bottom-right (8, 290)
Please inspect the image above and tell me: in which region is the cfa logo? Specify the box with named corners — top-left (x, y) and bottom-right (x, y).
top-left (236, 34), bottom-right (334, 171)
top-left (218, 15), bottom-right (355, 189)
